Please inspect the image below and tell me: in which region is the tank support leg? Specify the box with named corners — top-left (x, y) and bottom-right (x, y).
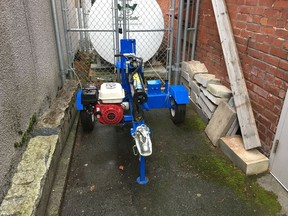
top-left (136, 156), bottom-right (148, 185)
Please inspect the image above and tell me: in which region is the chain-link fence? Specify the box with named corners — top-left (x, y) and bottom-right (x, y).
top-left (61, 0), bottom-right (179, 86)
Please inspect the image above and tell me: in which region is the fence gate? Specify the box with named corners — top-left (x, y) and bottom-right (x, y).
top-left (60, 0), bottom-right (200, 85)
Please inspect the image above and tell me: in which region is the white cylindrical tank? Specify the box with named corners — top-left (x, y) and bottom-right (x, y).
top-left (89, 0), bottom-right (164, 64)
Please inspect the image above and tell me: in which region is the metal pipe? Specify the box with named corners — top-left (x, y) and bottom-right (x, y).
top-left (77, 0), bottom-right (84, 51)
top-left (68, 29), bottom-right (116, 32)
top-left (122, 0), bottom-right (127, 39)
top-left (167, 0), bottom-right (176, 84)
top-left (182, 0), bottom-right (191, 62)
top-left (174, 0), bottom-right (184, 84)
top-left (114, 0), bottom-right (120, 81)
top-left (51, 0), bottom-right (66, 86)
top-left (191, 0), bottom-right (200, 60)
top-left (82, 3), bottom-right (89, 51)
top-left (67, 29), bottom-right (168, 32)
top-left (60, 0), bottom-right (73, 78)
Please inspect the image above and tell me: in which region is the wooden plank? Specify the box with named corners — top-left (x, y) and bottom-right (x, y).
top-left (211, 0), bottom-right (261, 149)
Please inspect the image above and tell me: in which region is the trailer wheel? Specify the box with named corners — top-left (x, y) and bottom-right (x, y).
top-left (170, 99), bottom-right (186, 124)
top-left (80, 110), bottom-right (95, 131)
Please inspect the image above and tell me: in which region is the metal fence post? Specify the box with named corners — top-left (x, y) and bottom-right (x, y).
top-left (191, 0), bottom-right (200, 60)
top-left (174, 0), bottom-right (184, 84)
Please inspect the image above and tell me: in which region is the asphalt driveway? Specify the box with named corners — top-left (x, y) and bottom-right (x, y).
top-left (61, 105), bottom-right (281, 216)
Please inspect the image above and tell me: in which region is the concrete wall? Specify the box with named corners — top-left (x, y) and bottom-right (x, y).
top-left (0, 0), bottom-right (66, 201)
top-left (194, 0), bottom-right (288, 154)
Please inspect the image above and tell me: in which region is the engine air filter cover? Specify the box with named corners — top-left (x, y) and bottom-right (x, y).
top-left (99, 82), bottom-right (125, 103)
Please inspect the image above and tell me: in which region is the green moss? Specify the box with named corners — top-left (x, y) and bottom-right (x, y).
top-left (14, 114), bottom-right (37, 148)
top-left (179, 152), bottom-right (281, 215)
top-left (181, 115), bottom-right (206, 131)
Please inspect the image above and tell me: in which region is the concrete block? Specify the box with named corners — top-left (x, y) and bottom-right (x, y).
top-left (197, 96), bottom-right (213, 119)
top-left (190, 99), bottom-right (209, 124)
top-left (219, 135), bottom-right (269, 175)
top-left (181, 70), bottom-right (190, 82)
top-left (189, 79), bottom-right (201, 96)
top-left (181, 60), bottom-right (208, 79)
top-left (207, 83), bottom-right (232, 98)
top-left (199, 92), bottom-right (217, 112)
top-left (190, 90), bottom-right (199, 104)
top-left (205, 101), bottom-right (237, 146)
top-left (194, 74), bottom-right (221, 87)
top-left (201, 87), bottom-right (228, 105)
top-left (0, 136), bottom-right (59, 215)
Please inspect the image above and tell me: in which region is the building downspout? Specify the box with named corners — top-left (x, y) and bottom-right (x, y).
top-left (51, 0), bottom-right (66, 86)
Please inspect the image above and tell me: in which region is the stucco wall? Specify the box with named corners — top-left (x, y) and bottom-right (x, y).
top-left (0, 0), bottom-right (65, 201)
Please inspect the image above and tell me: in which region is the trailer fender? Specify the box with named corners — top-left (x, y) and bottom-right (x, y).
top-left (169, 85), bottom-right (190, 105)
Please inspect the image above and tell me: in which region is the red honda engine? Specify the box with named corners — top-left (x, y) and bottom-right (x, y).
top-left (95, 103), bottom-right (124, 124)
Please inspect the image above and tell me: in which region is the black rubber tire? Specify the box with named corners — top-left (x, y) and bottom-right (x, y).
top-left (80, 110), bottom-right (95, 131)
top-left (170, 99), bottom-right (186, 124)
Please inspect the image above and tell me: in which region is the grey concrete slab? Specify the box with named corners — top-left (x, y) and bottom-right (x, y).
top-left (219, 135), bottom-right (269, 175)
top-left (181, 60), bottom-right (208, 79)
top-left (196, 96), bottom-right (213, 119)
top-left (205, 101), bottom-right (237, 146)
top-left (201, 87), bottom-right (229, 105)
top-left (207, 83), bottom-right (232, 99)
top-left (189, 79), bottom-right (201, 96)
top-left (199, 92), bottom-right (217, 113)
top-left (194, 74), bottom-right (221, 87)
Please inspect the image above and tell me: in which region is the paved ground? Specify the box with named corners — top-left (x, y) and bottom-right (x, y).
top-left (61, 105), bottom-right (282, 216)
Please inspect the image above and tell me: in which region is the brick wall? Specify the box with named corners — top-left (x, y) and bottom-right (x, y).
top-left (195, 0), bottom-right (288, 154)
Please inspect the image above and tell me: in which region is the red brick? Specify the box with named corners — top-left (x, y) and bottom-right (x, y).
top-left (279, 89), bottom-right (286, 99)
top-left (256, 43), bottom-right (270, 53)
top-left (246, 23), bottom-right (261, 32)
top-left (270, 47), bottom-right (288, 59)
top-left (263, 55), bottom-right (280, 67)
top-left (253, 59), bottom-right (267, 70)
top-left (272, 105), bottom-right (281, 116)
top-left (264, 82), bottom-right (280, 96)
top-left (253, 15), bottom-right (261, 23)
top-left (274, 77), bottom-right (283, 88)
top-left (236, 14), bottom-right (248, 22)
top-left (259, 95), bottom-right (274, 110)
top-left (253, 84), bottom-right (269, 98)
top-left (258, 0), bottom-right (274, 7)
top-left (240, 29), bottom-right (254, 38)
top-left (248, 48), bottom-right (264, 60)
top-left (263, 109), bottom-right (278, 124)
top-left (275, 29), bottom-right (288, 40)
top-left (267, 93), bottom-right (281, 106)
top-left (258, 115), bottom-right (272, 129)
top-left (246, 0), bottom-right (258, 6)
top-left (260, 17), bottom-right (268, 26)
top-left (276, 19), bottom-right (286, 28)
top-left (273, 0), bottom-right (288, 8)
top-left (250, 75), bottom-right (265, 87)
top-left (284, 41), bottom-right (288, 50)
top-left (279, 60), bottom-right (288, 70)
top-left (275, 68), bottom-right (285, 79)
top-left (266, 73), bottom-right (274, 83)
top-left (239, 6), bottom-right (251, 14)
top-left (264, 8), bottom-right (282, 17)
top-left (261, 26), bottom-right (275, 35)
top-left (235, 21), bottom-right (246, 29)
